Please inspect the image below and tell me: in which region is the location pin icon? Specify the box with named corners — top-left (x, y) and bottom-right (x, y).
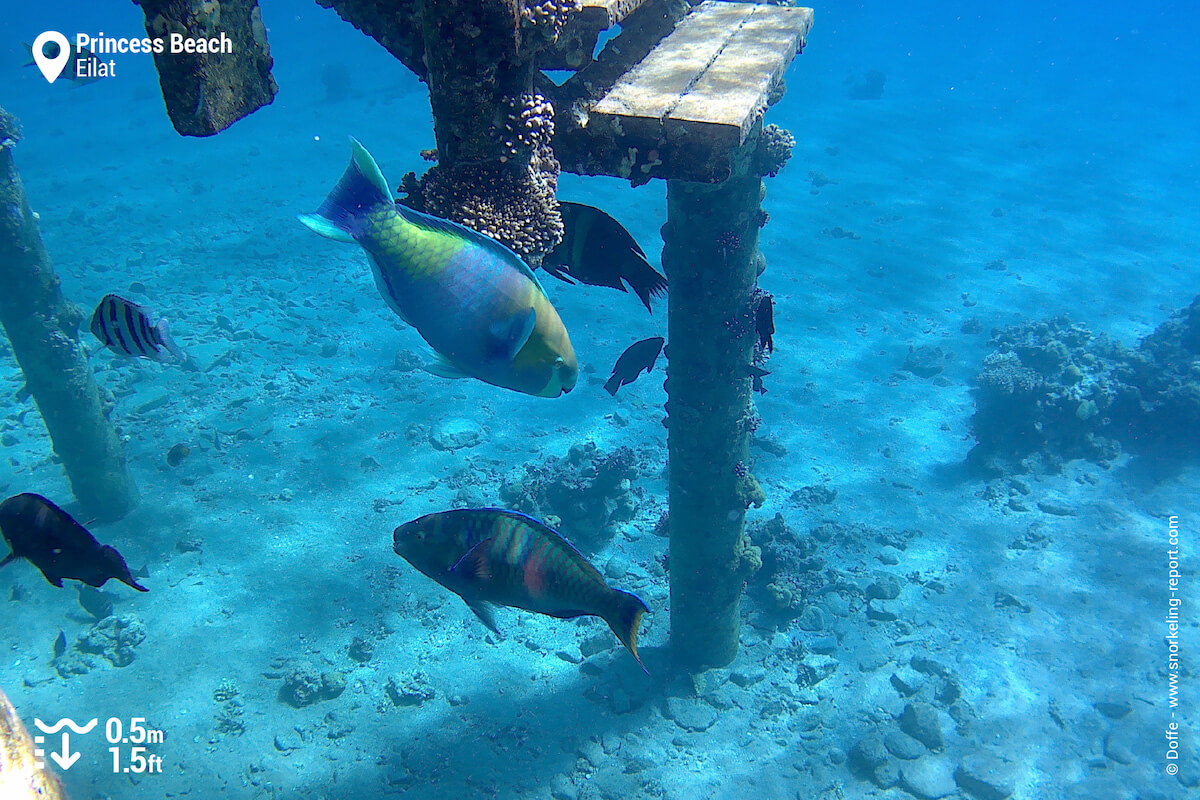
top-left (31, 31), bottom-right (71, 84)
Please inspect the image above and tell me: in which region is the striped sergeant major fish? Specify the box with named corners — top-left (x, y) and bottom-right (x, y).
top-left (299, 139), bottom-right (577, 398)
top-left (90, 294), bottom-right (186, 363)
top-left (395, 508), bottom-right (650, 673)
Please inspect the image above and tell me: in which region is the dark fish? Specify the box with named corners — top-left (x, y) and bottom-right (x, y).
top-left (543, 202), bottom-right (667, 313)
top-left (744, 364), bottom-right (770, 395)
top-left (90, 294), bottom-right (187, 363)
top-left (0, 493), bottom-right (148, 592)
top-left (53, 630), bottom-right (66, 659)
top-left (76, 584), bottom-right (114, 620)
top-left (755, 293), bottom-right (775, 354)
top-left (394, 508), bottom-right (650, 673)
top-left (22, 40), bottom-right (104, 86)
top-left (604, 336), bottom-right (664, 396)
top-left (166, 443), bottom-right (191, 467)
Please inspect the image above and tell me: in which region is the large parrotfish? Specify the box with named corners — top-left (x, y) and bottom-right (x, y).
top-left (394, 508), bottom-right (650, 673)
top-left (300, 139), bottom-right (578, 398)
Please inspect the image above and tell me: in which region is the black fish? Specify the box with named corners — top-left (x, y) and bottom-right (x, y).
top-left (0, 494), bottom-right (148, 592)
top-left (604, 337), bottom-right (665, 396)
top-left (744, 364), bottom-right (770, 395)
top-left (90, 294), bottom-right (186, 363)
top-left (76, 585), bottom-right (114, 620)
top-left (755, 293), bottom-right (775, 354)
top-left (543, 202), bottom-right (667, 313)
top-left (53, 630), bottom-right (66, 659)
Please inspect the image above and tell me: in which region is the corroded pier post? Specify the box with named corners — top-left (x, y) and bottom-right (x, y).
top-left (0, 108), bottom-right (139, 522)
top-left (135, 0), bottom-right (278, 136)
top-left (663, 153), bottom-right (766, 671)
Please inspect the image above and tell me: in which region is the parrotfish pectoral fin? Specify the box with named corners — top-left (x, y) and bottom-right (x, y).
top-left (421, 351), bottom-right (471, 380)
top-left (298, 138), bottom-right (394, 243)
top-left (488, 309), bottom-right (537, 363)
top-left (605, 589), bottom-right (650, 675)
top-left (449, 538), bottom-right (495, 582)
top-left (466, 598), bottom-right (500, 634)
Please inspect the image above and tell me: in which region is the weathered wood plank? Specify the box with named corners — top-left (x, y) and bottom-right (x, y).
top-left (666, 5), bottom-right (813, 149)
top-left (593, 1), bottom-right (756, 121)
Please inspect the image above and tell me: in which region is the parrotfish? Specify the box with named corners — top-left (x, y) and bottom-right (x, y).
top-left (300, 139), bottom-right (578, 398)
top-left (604, 336), bottom-right (664, 396)
top-left (394, 508), bottom-right (650, 673)
top-left (0, 493), bottom-right (148, 592)
top-left (543, 201), bottom-right (667, 313)
top-left (90, 294), bottom-right (187, 363)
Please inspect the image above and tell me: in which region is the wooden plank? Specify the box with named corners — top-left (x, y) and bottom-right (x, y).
top-left (666, 5), bottom-right (813, 149)
top-left (593, 1), bottom-right (757, 122)
top-left (556, 1), bottom-right (815, 183)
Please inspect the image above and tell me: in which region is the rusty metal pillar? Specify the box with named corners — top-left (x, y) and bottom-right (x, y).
top-left (0, 108), bottom-right (139, 522)
top-left (663, 144), bottom-right (769, 672)
top-left (135, 0), bottom-right (277, 136)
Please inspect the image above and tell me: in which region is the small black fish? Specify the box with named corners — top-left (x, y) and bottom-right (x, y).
top-left (90, 294), bottom-right (186, 363)
top-left (604, 337), bottom-right (665, 396)
top-left (76, 585), bottom-right (114, 620)
top-left (755, 294), bottom-right (775, 354)
top-left (0, 493), bottom-right (148, 592)
top-left (543, 202), bottom-right (667, 313)
top-left (166, 443), bottom-right (191, 468)
top-left (744, 364), bottom-right (770, 395)
top-left (53, 630), bottom-right (66, 659)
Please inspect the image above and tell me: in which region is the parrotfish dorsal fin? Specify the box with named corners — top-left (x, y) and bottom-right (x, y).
top-left (394, 205), bottom-right (548, 297)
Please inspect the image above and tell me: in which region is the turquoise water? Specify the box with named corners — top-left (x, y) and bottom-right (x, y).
top-left (1, 2), bottom-right (1197, 798)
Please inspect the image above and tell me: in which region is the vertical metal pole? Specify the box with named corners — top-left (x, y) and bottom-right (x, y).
top-left (663, 159), bottom-right (764, 672)
top-left (0, 109), bottom-right (139, 522)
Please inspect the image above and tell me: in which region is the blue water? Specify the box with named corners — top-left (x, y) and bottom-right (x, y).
top-left (1, 2), bottom-right (1197, 798)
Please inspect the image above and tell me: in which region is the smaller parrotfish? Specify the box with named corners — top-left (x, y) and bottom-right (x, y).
top-left (543, 202), bottom-right (667, 313)
top-left (394, 508), bottom-right (650, 673)
top-left (90, 294), bottom-right (187, 363)
top-left (0, 493), bottom-right (148, 592)
top-left (604, 336), bottom-right (664, 396)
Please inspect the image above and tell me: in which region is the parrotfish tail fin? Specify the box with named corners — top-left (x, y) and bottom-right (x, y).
top-left (605, 589), bottom-right (650, 674)
top-left (156, 320), bottom-right (188, 362)
top-left (603, 373), bottom-right (622, 396)
top-left (298, 138), bottom-right (394, 243)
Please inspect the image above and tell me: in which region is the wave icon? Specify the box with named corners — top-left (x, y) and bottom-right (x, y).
top-left (33, 718), bottom-right (98, 735)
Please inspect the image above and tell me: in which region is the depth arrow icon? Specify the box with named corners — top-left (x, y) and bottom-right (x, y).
top-left (50, 731), bottom-right (81, 770)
